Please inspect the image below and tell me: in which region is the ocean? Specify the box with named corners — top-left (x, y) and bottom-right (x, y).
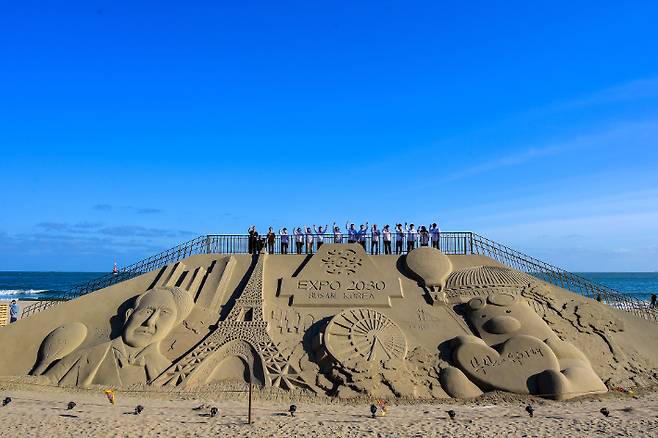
top-left (0, 271), bottom-right (657, 302)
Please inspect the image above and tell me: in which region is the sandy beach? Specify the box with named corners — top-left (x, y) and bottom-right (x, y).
top-left (0, 381), bottom-right (656, 437)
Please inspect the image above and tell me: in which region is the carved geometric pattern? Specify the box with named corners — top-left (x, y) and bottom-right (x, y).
top-left (152, 254), bottom-right (314, 392)
top-left (324, 308), bottom-right (407, 368)
top-left (321, 248), bottom-right (363, 275)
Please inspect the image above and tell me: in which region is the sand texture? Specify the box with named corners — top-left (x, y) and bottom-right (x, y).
top-left (0, 244), bottom-right (657, 405)
top-left (0, 383), bottom-right (657, 437)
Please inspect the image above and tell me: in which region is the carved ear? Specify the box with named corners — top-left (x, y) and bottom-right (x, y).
top-left (125, 308), bottom-right (134, 321)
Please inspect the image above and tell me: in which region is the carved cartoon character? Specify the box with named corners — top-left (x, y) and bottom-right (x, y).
top-left (464, 293), bottom-right (554, 346)
top-left (450, 293), bottom-right (606, 399)
top-left (39, 286), bottom-right (193, 387)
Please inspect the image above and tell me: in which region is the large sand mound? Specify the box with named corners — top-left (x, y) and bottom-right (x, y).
top-left (1, 244), bottom-right (657, 401)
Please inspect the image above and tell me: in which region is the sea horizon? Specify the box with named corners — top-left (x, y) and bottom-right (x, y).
top-left (1, 270), bottom-right (657, 302)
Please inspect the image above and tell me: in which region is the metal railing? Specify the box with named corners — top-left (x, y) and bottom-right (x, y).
top-left (20, 232), bottom-right (658, 323)
top-left (470, 233), bottom-right (657, 322)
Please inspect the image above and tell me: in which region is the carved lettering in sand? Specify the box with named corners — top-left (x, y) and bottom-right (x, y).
top-left (279, 244), bottom-right (403, 308)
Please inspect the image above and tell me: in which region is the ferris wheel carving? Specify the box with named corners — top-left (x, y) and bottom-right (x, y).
top-left (324, 308), bottom-right (407, 369)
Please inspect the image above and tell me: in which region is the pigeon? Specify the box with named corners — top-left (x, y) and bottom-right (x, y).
top-left (134, 405), bottom-right (144, 415)
top-left (525, 405), bottom-right (534, 418)
top-left (370, 404), bottom-right (377, 418)
top-left (600, 407), bottom-right (610, 417)
top-left (210, 407), bottom-right (218, 417)
top-left (289, 404), bottom-right (297, 417)
top-left (447, 410), bottom-right (456, 420)
top-left (67, 401), bottom-right (76, 410)
top-left (2, 397), bottom-right (11, 407)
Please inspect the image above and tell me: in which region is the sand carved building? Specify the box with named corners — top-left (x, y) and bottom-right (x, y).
top-left (1, 243), bottom-right (658, 400)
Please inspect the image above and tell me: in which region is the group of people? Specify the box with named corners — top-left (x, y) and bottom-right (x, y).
top-left (247, 222), bottom-right (441, 255)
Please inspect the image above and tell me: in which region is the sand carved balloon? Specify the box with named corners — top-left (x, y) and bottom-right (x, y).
top-left (405, 247), bottom-right (452, 305)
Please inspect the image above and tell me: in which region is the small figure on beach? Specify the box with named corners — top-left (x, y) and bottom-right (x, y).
top-left (9, 300), bottom-right (19, 323)
top-left (651, 293), bottom-right (657, 308)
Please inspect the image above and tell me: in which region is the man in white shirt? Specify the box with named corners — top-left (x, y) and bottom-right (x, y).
top-left (404, 222), bottom-right (417, 253)
top-left (430, 222), bottom-right (441, 250)
top-left (382, 225), bottom-right (392, 255)
top-left (313, 224), bottom-right (328, 250)
top-left (293, 228), bottom-right (304, 254)
top-left (304, 226), bottom-right (315, 254)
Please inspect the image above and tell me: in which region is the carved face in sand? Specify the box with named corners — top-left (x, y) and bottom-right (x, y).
top-left (123, 289), bottom-right (180, 348)
top-left (465, 293), bottom-right (554, 346)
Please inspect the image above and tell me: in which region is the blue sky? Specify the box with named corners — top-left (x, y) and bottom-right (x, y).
top-left (1, 1), bottom-right (658, 271)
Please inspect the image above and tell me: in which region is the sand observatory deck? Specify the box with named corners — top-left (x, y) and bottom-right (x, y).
top-left (1, 234), bottom-right (658, 401)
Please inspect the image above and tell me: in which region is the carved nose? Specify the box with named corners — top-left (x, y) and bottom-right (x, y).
top-left (482, 315), bottom-right (521, 334)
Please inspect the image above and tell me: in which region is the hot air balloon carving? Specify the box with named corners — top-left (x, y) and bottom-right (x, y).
top-left (405, 247), bottom-right (453, 305)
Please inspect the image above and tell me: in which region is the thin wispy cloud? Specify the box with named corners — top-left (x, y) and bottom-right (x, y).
top-left (552, 76), bottom-right (658, 111)
top-left (429, 117), bottom-right (658, 186)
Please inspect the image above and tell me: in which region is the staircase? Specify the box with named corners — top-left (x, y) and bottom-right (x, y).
top-left (20, 232), bottom-right (658, 323)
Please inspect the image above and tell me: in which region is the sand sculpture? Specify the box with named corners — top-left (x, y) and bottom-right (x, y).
top-left (1, 243), bottom-right (657, 400)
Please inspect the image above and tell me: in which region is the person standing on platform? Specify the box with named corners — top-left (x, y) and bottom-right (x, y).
top-left (430, 222), bottom-right (441, 250)
top-left (419, 225), bottom-right (430, 247)
top-left (305, 226), bottom-right (315, 254)
top-left (371, 224), bottom-right (381, 254)
top-left (247, 225), bottom-right (257, 254)
top-left (294, 227), bottom-right (304, 254)
top-left (346, 221), bottom-right (357, 243)
top-left (357, 222), bottom-right (369, 250)
top-left (280, 228), bottom-right (289, 254)
top-left (332, 222), bottom-right (343, 243)
top-left (314, 224), bottom-right (328, 250)
top-left (382, 225), bottom-right (392, 255)
top-left (9, 300), bottom-right (19, 323)
top-left (405, 222), bottom-right (417, 252)
top-left (395, 223), bottom-right (405, 255)
top-left (266, 227), bottom-right (276, 254)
